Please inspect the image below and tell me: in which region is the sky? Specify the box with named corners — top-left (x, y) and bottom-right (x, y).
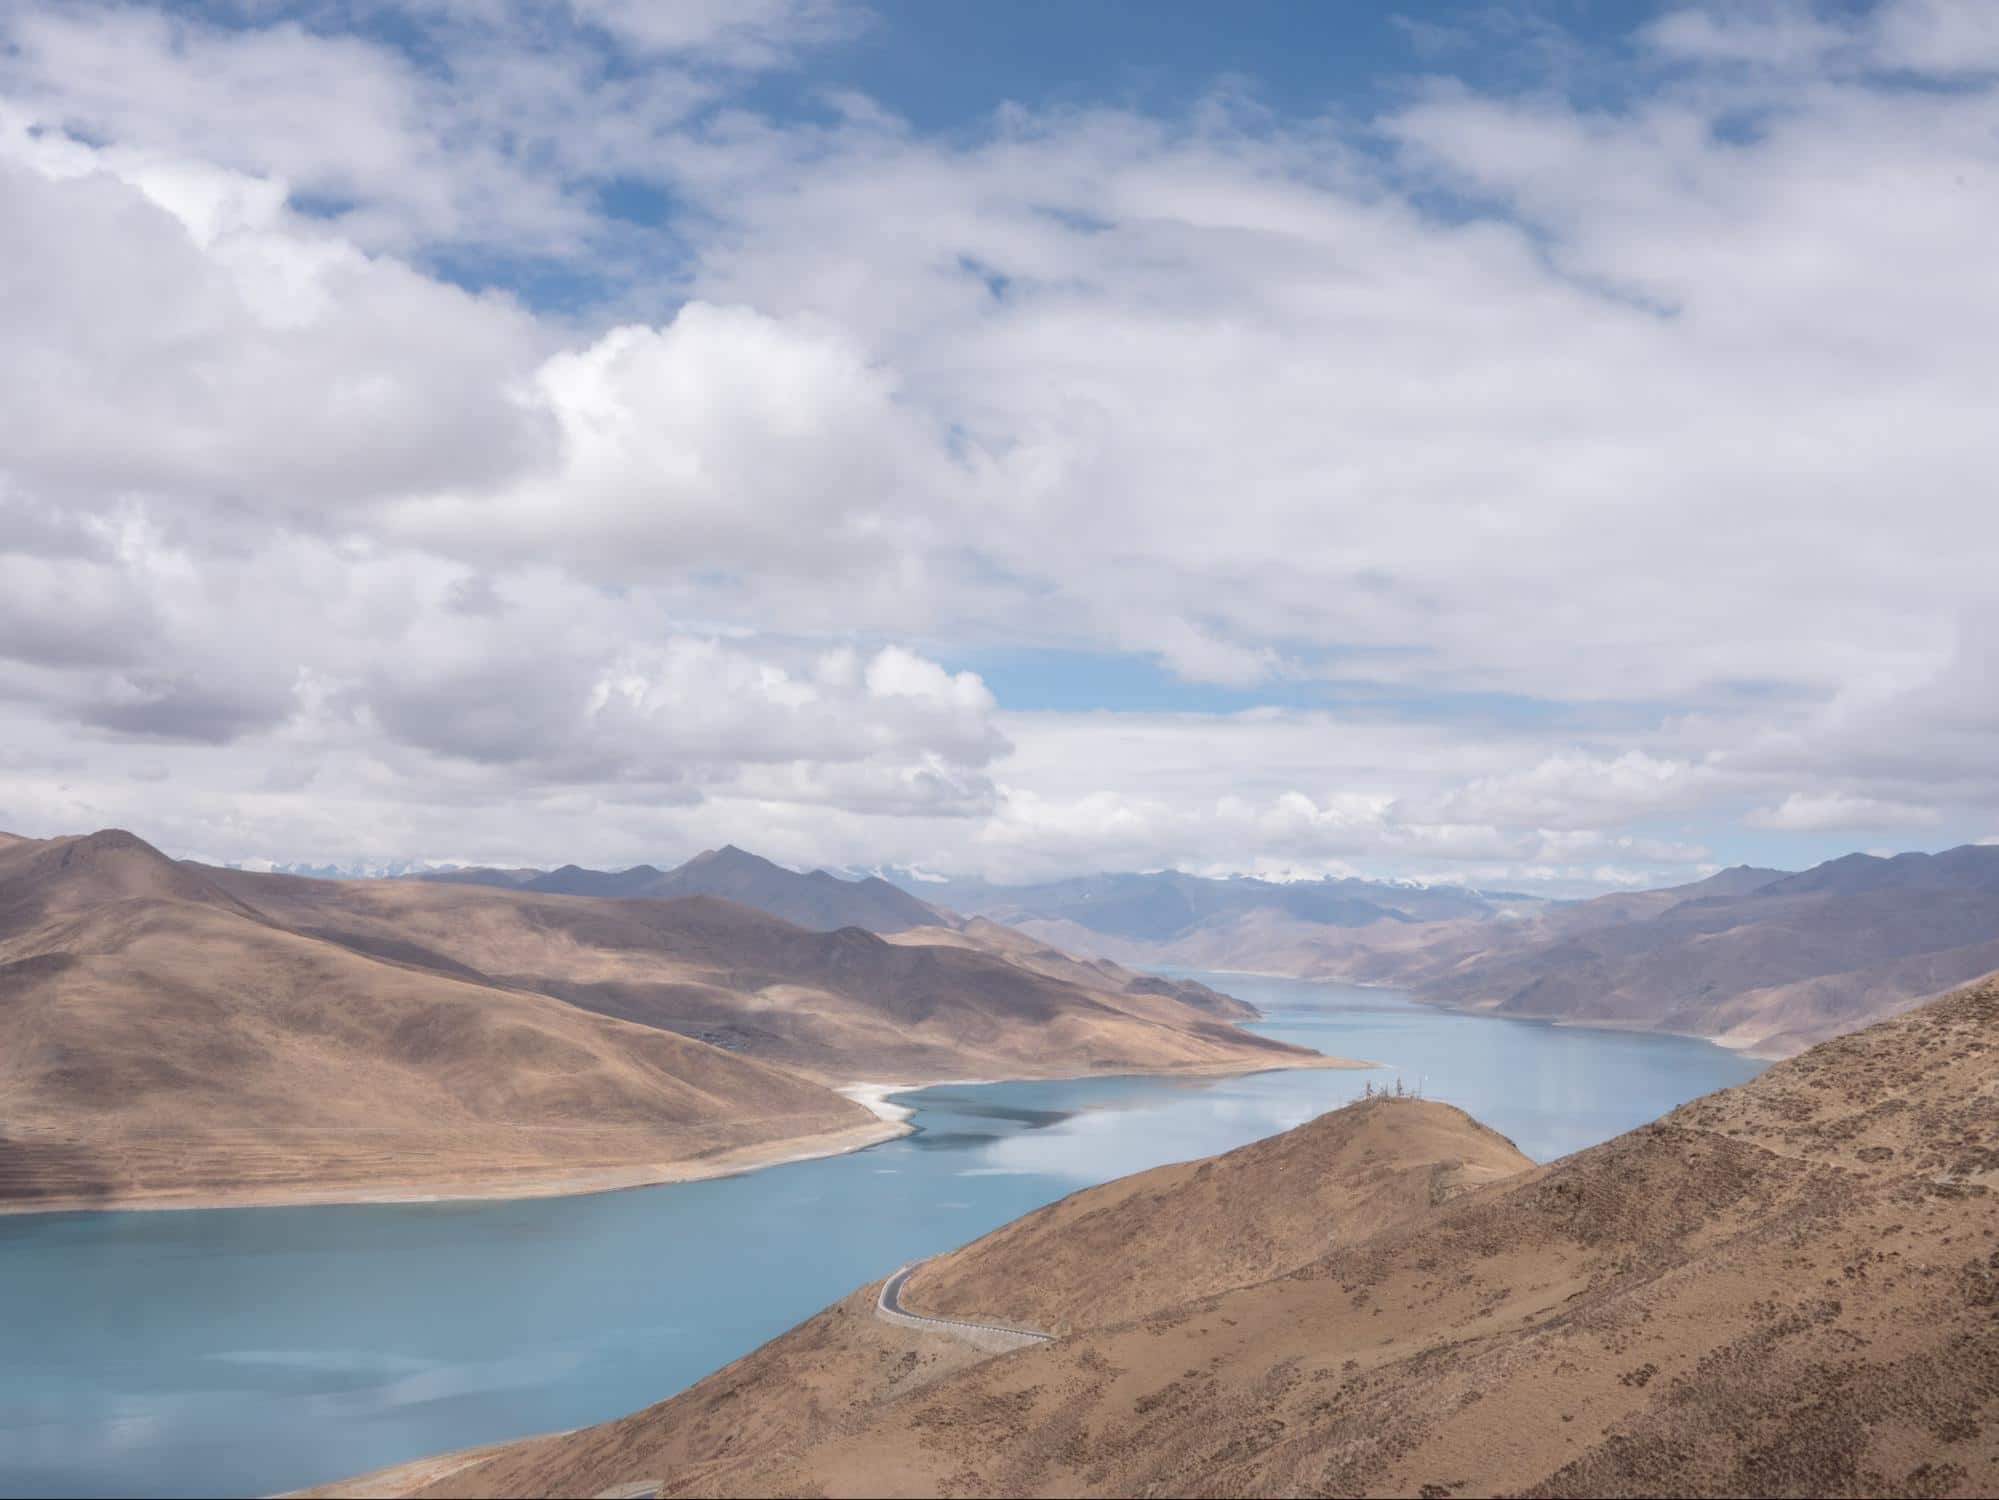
top-left (2, 0), bottom-right (1996, 892)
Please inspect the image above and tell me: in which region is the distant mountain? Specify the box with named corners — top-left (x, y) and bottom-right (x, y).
top-left (402, 977), bottom-right (1999, 1499)
top-left (520, 863), bottom-right (670, 898)
top-left (644, 846), bottom-right (945, 933)
top-left (889, 868), bottom-right (1526, 944)
top-left (422, 845), bottom-right (945, 933)
top-left (236, 857), bottom-right (477, 881)
top-left (0, 829), bottom-right (879, 1211)
top-left (1350, 847), bottom-right (1999, 1055)
top-left (1753, 843), bottom-right (1999, 898)
top-left (208, 864), bottom-right (1314, 1085)
top-left (881, 867), bottom-right (1554, 978)
top-left (0, 828), bottom-right (1320, 1211)
top-left (880, 849), bottom-right (1999, 1057)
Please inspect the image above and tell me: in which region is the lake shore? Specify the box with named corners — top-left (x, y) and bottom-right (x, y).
top-left (1182, 963), bottom-right (1808, 1062)
top-left (0, 1055), bottom-right (1365, 1220)
top-left (0, 1115), bottom-right (914, 1219)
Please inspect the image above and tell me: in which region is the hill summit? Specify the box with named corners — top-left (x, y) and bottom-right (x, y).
top-left (425, 844), bottom-right (944, 933)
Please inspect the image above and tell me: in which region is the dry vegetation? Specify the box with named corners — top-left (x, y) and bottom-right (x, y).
top-left (204, 866), bottom-right (1319, 1086)
top-left (0, 828), bottom-right (1326, 1211)
top-left (387, 977), bottom-right (1999, 1499)
top-left (0, 831), bottom-right (882, 1210)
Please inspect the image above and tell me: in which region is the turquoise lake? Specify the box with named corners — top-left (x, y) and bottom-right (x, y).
top-left (0, 976), bottom-right (1765, 1498)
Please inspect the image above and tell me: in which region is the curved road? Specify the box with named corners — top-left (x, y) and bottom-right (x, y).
top-left (877, 1262), bottom-right (1054, 1350)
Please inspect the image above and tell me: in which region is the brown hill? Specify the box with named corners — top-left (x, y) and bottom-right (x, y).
top-left (197, 867), bottom-right (1324, 1084)
top-left (0, 831), bottom-right (890, 1213)
top-left (1378, 846), bottom-right (1999, 1055)
top-left (393, 977), bottom-right (1999, 1500)
top-left (1, 828), bottom-right (1334, 1210)
top-left (425, 845), bottom-right (947, 933)
top-left (902, 1089), bottom-right (1530, 1335)
top-left (882, 916), bottom-right (1261, 1022)
top-left (1114, 850), bottom-right (1997, 1059)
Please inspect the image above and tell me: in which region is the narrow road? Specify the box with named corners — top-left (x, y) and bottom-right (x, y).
top-left (876, 1262), bottom-right (1054, 1350)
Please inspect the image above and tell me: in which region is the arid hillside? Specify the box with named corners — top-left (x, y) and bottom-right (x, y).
top-left (396, 977), bottom-right (1999, 1500)
top-left (880, 916), bottom-right (1259, 1022)
top-left (200, 864), bottom-right (1312, 1084)
top-left (904, 1089), bottom-right (1530, 1335)
top-left (0, 829), bottom-right (1328, 1211)
top-left (1020, 850), bottom-right (1999, 1058)
top-left (0, 831), bottom-right (884, 1212)
top-left (422, 844), bottom-right (945, 933)
top-left (1378, 846), bottom-right (1999, 1056)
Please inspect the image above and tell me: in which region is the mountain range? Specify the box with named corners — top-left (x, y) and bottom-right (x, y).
top-left (889, 867), bottom-right (1539, 940)
top-left (1331, 845), bottom-right (1999, 1055)
top-left (16, 822), bottom-right (1998, 1217)
top-left (376, 975), bottom-right (1999, 1498)
top-left (422, 844), bottom-right (945, 934)
top-left (901, 848), bottom-right (1999, 1057)
top-left (0, 829), bottom-right (1318, 1212)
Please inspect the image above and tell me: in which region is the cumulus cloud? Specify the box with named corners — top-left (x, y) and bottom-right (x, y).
top-left (0, 0), bottom-right (1995, 886)
top-left (392, 304), bottom-right (961, 592)
top-left (567, 0), bottom-right (866, 66)
top-left (0, 3), bottom-right (721, 253)
top-left (0, 110), bottom-right (550, 514)
top-left (1410, 752), bottom-right (1724, 832)
top-left (1746, 793), bottom-right (1944, 833)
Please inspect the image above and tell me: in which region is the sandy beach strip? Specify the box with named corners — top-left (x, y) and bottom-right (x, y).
top-left (835, 1081), bottom-right (923, 1124)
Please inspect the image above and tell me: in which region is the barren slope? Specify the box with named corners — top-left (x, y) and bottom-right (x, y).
top-left (397, 977), bottom-right (1999, 1500)
top-left (900, 1091), bottom-right (1530, 1335)
top-left (1397, 847), bottom-right (1999, 1055)
top-left (0, 832), bottom-right (886, 1210)
top-left (1107, 852), bottom-right (1999, 1059)
top-left (882, 917), bottom-right (1260, 1022)
top-left (198, 867), bottom-right (1328, 1083)
top-left (428, 845), bottom-right (946, 933)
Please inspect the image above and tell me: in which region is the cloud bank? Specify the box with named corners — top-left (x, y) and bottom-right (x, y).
top-left (0, 1), bottom-right (1995, 887)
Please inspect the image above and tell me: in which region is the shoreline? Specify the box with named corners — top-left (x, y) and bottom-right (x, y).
top-left (279, 1436), bottom-right (543, 1500)
top-left (0, 1115), bottom-right (914, 1220)
top-left (1166, 962), bottom-right (1796, 1061)
top-left (0, 1053), bottom-right (1364, 1221)
top-left (836, 1080), bottom-right (923, 1125)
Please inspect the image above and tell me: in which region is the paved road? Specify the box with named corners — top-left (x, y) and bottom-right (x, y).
top-left (877, 1262), bottom-right (1054, 1349)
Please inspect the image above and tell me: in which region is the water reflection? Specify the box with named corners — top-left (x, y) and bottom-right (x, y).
top-left (970, 1078), bottom-right (1341, 1181)
top-left (909, 1096), bottom-right (1075, 1129)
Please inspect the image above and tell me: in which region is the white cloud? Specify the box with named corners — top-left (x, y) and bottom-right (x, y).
top-left (0, 0), bottom-right (1996, 887)
top-left (1871, 0), bottom-right (1999, 74)
top-left (1412, 752), bottom-right (1723, 831)
top-left (566, 0), bottom-right (866, 66)
top-left (0, 109), bottom-right (551, 513)
top-left (1143, 619), bottom-right (1280, 688)
top-left (394, 305), bottom-right (961, 596)
top-left (1645, 7), bottom-right (1853, 69)
top-left (1745, 792), bottom-right (1943, 833)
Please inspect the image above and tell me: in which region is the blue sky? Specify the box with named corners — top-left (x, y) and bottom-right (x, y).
top-left (0, 0), bottom-right (1994, 888)
top-left (738, 2), bottom-right (1656, 137)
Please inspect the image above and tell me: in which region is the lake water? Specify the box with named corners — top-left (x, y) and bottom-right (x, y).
top-left (0, 976), bottom-right (1764, 1498)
